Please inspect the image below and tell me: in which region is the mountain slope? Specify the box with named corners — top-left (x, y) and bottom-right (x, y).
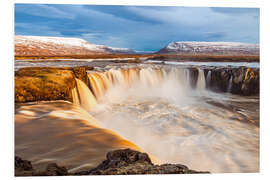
top-left (157, 41), bottom-right (259, 55)
top-left (15, 36), bottom-right (136, 56)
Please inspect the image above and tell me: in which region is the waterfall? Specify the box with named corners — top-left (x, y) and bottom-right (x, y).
top-left (184, 69), bottom-right (190, 87)
top-left (71, 87), bottom-right (80, 106)
top-left (206, 70), bottom-right (211, 88)
top-left (197, 69), bottom-right (206, 90)
top-left (71, 67), bottom-right (197, 110)
top-left (88, 72), bottom-right (111, 99)
top-left (140, 68), bottom-right (161, 86)
top-left (74, 78), bottom-right (97, 111)
top-left (227, 75), bottom-right (233, 93)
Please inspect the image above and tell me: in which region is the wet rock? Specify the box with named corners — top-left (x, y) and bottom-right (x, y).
top-left (15, 156), bottom-right (34, 176)
top-left (85, 149), bottom-right (208, 175)
top-left (15, 149), bottom-right (209, 176)
top-left (71, 66), bottom-right (91, 86)
top-left (42, 163), bottom-right (68, 176)
top-left (188, 68), bottom-right (199, 88)
top-left (209, 68), bottom-right (231, 92)
top-left (206, 67), bottom-right (259, 95)
top-left (15, 156), bottom-right (33, 171)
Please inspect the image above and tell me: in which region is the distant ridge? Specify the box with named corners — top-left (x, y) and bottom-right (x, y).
top-left (157, 41), bottom-right (259, 55)
top-left (15, 35), bottom-right (137, 56)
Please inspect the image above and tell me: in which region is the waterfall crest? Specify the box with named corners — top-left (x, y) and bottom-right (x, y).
top-left (227, 75), bottom-right (233, 93)
top-left (72, 67), bottom-right (210, 110)
top-left (71, 87), bottom-right (80, 106)
top-left (206, 70), bottom-right (211, 88)
top-left (197, 69), bottom-right (206, 90)
top-left (73, 78), bottom-right (97, 111)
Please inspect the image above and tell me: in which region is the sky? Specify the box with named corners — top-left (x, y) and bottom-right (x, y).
top-left (14, 4), bottom-right (260, 52)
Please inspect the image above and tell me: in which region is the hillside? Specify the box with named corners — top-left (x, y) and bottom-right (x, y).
top-left (15, 36), bottom-right (136, 56)
top-left (157, 41), bottom-right (259, 55)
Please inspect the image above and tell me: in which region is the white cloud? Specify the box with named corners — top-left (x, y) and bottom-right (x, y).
top-left (15, 4), bottom-right (76, 19)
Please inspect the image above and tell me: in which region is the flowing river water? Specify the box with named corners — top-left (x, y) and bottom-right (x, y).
top-left (15, 61), bottom-right (259, 173)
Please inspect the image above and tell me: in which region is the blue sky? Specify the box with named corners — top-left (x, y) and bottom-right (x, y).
top-left (15, 4), bottom-right (259, 51)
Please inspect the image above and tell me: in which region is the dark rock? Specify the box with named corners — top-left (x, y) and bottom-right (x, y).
top-left (15, 149), bottom-right (209, 176)
top-left (15, 156), bottom-right (34, 176)
top-left (188, 68), bottom-right (199, 89)
top-left (43, 163), bottom-right (68, 176)
top-left (71, 67), bottom-right (90, 87)
top-left (85, 149), bottom-right (208, 175)
top-left (15, 156), bottom-right (33, 171)
top-left (206, 67), bottom-right (259, 95)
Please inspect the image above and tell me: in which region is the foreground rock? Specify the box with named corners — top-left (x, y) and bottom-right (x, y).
top-left (15, 149), bottom-right (209, 176)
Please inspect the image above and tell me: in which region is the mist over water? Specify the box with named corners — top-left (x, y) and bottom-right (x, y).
top-left (15, 64), bottom-right (259, 173)
top-left (88, 67), bottom-right (259, 173)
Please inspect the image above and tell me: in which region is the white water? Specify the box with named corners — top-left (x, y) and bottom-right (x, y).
top-left (227, 76), bottom-right (233, 93)
top-left (196, 69), bottom-right (206, 90)
top-left (206, 70), bottom-right (211, 87)
top-left (70, 67), bottom-right (259, 173)
top-left (73, 78), bottom-right (97, 111)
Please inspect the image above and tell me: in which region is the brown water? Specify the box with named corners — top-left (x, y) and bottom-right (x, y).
top-left (15, 101), bottom-right (142, 173)
top-left (15, 64), bottom-right (259, 173)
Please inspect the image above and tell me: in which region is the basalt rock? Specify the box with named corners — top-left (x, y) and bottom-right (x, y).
top-left (15, 156), bottom-right (68, 176)
top-left (15, 149), bottom-right (209, 176)
top-left (206, 67), bottom-right (259, 95)
top-left (188, 68), bottom-right (199, 88)
top-left (37, 163), bottom-right (68, 176)
top-left (71, 66), bottom-right (93, 87)
top-left (79, 149), bottom-right (209, 175)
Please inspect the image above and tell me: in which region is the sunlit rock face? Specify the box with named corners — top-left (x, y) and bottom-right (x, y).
top-left (15, 67), bottom-right (76, 103)
top-left (14, 66), bottom-right (94, 103)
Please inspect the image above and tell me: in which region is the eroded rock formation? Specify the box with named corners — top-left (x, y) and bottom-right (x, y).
top-left (204, 67), bottom-right (259, 95)
top-left (15, 149), bottom-right (209, 176)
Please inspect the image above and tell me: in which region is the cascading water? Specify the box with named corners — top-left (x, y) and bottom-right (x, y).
top-left (197, 69), bottom-right (206, 90)
top-left (227, 75), bottom-right (233, 93)
top-left (206, 70), bottom-right (211, 88)
top-left (73, 78), bottom-right (97, 111)
top-left (184, 68), bottom-right (190, 87)
top-left (71, 87), bottom-right (80, 106)
top-left (70, 66), bottom-right (259, 173)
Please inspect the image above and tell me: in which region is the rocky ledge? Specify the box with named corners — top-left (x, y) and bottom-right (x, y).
top-left (188, 67), bottom-right (259, 95)
top-left (15, 149), bottom-right (209, 176)
top-left (15, 66), bottom-right (93, 103)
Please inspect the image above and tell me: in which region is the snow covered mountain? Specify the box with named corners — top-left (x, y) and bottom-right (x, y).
top-left (157, 42), bottom-right (259, 55)
top-left (15, 36), bottom-right (137, 56)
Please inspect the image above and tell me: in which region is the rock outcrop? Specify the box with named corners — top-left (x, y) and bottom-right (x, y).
top-left (14, 66), bottom-right (93, 103)
top-left (15, 149), bottom-right (209, 176)
top-left (15, 156), bottom-right (68, 176)
top-left (205, 67), bottom-right (259, 95)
